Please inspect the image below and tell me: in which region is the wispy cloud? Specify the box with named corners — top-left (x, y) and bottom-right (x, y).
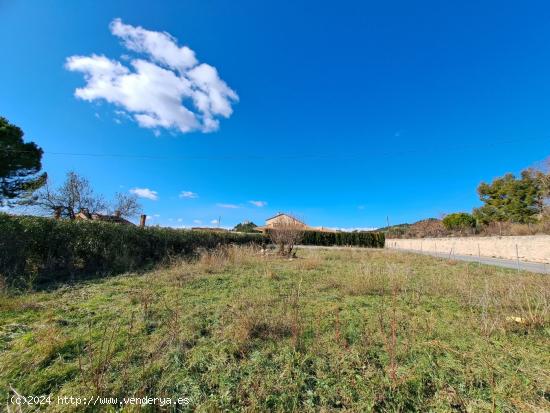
top-left (357, 205), bottom-right (365, 210)
top-left (179, 190), bottom-right (198, 199)
top-left (249, 200), bottom-right (267, 207)
top-left (210, 219), bottom-right (219, 224)
top-left (193, 219), bottom-right (202, 224)
top-left (65, 18), bottom-right (238, 134)
top-left (129, 187), bottom-right (158, 200)
top-left (216, 203), bottom-right (239, 209)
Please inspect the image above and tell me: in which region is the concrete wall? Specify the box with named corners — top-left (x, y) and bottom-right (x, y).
top-left (386, 235), bottom-right (550, 263)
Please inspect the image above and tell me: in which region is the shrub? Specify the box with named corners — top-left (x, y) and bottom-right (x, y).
top-left (0, 214), bottom-right (267, 288)
top-left (299, 230), bottom-right (385, 248)
top-left (442, 212), bottom-right (476, 233)
top-left (267, 222), bottom-right (304, 257)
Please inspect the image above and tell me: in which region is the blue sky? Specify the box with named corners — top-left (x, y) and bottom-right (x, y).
top-left (1, 1), bottom-right (549, 229)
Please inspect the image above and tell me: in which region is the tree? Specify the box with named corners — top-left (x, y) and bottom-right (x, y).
top-left (112, 192), bottom-right (142, 218)
top-left (0, 117), bottom-right (46, 205)
top-left (36, 171), bottom-right (107, 219)
top-left (442, 212), bottom-right (476, 234)
top-left (233, 221), bottom-right (259, 233)
top-left (473, 171), bottom-right (544, 225)
top-left (268, 221), bottom-right (304, 257)
top-left (530, 158), bottom-right (550, 212)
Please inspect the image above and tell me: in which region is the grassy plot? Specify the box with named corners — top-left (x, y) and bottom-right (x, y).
top-left (0, 246), bottom-right (549, 412)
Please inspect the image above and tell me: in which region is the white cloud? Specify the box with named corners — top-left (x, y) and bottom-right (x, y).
top-left (129, 187), bottom-right (158, 200)
top-left (179, 190), bottom-right (198, 199)
top-left (177, 218), bottom-right (183, 222)
top-left (249, 200), bottom-right (267, 207)
top-left (193, 219), bottom-right (202, 224)
top-left (357, 205), bottom-right (365, 210)
top-left (110, 18), bottom-right (198, 71)
top-left (210, 219), bottom-right (219, 224)
top-left (216, 203), bottom-right (239, 209)
top-left (66, 18), bottom-right (238, 134)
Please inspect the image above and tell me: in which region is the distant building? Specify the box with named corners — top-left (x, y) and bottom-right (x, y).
top-left (256, 213), bottom-right (307, 233)
top-left (75, 209), bottom-right (134, 225)
top-left (264, 213), bottom-right (307, 229)
top-left (257, 213), bottom-right (338, 233)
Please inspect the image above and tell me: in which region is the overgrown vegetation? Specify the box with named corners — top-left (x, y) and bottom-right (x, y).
top-left (0, 214), bottom-right (265, 289)
top-left (0, 246), bottom-right (548, 411)
top-left (0, 215), bottom-right (386, 288)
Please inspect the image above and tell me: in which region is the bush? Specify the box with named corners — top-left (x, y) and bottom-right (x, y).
top-left (0, 214), bottom-right (267, 288)
top-left (300, 230), bottom-right (385, 248)
top-left (442, 213), bottom-right (476, 233)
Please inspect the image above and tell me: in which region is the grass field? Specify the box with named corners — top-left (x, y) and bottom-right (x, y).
top-left (1, 246), bottom-right (549, 412)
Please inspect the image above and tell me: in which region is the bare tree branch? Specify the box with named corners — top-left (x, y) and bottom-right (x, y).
top-left (35, 171), bottom-right (107, 219)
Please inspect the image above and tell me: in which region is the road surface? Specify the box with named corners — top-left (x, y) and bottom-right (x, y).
top-left (297, 245), bottom-right (549, 274)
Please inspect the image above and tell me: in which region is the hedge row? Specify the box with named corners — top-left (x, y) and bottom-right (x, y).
top-left (300, 230), bottom-right (385, 248)
top-left (0, 214), bottom-right (266, 288)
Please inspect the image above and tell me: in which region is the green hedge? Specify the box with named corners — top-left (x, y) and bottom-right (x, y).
top-left (0, 214), bottom-right (267, 288)
top-left (300, 230), bottom-right (385, 248)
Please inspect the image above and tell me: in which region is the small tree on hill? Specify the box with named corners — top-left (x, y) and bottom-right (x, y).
top-left (0, 117), bottom-right (47, 206)
top-left (234, 221), bottom-right (259, 233)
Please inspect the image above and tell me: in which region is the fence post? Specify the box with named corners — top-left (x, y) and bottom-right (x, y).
top-left (515, 244), bottom-right (520, 273)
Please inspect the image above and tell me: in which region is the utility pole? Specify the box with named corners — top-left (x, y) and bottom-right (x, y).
top-left (218, 215), bottom-right (221, 229)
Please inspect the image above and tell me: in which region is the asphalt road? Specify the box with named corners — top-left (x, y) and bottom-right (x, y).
top-left (297, 245), bottom-right (550, 275)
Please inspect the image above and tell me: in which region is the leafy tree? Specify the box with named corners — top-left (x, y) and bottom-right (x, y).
top-left (234, 221), bottom-right (259, 233)
top-left (442, 212), bottom-right (476, 233)
top-left (473, 170), bottom-right (544, 225)
top-left (0, 117), bottom-right (46, 205)
top-left (36, 171), bottom-right (107, 219)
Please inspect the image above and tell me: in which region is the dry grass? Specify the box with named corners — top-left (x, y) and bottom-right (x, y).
top-left (0, 246), bottom-right (548, 412)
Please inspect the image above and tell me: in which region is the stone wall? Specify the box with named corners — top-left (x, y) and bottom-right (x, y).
top-left (386, 235), bottom-right (550, 263)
